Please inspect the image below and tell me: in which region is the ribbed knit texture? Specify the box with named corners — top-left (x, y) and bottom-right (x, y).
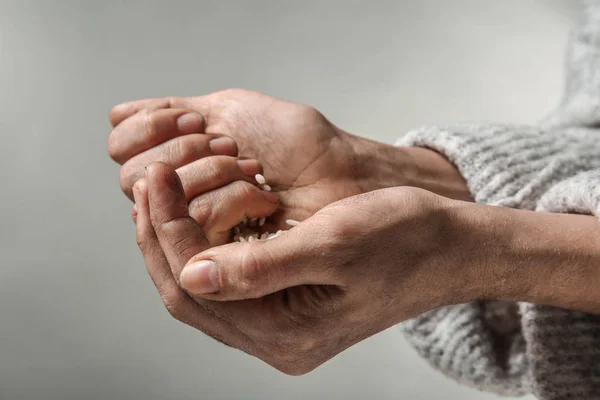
top-left (396, 2), bottom-right (600, 399)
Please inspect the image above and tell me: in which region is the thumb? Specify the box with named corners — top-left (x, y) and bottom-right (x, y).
top-left (179, 221), bottom-right (340, 301)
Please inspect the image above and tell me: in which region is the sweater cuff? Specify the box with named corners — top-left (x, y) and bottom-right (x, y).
top-left (536, 169), bottom-right (600, 216)
top-left (396, 124), bottom-right (600, 209)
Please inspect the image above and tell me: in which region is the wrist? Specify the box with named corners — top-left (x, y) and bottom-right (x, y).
top-left (445, 202), bottom-right (533, 304)
top-left (410, 199), bottom-right (541, 307)
top-left (345, 132), bottom-right (472, 201)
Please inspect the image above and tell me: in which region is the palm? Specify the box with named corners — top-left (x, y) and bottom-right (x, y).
top-left (189, 90), bottom-right (363, 221)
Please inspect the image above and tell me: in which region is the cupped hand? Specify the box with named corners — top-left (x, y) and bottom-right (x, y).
top-left (109, 89), bottom-right (427, 229)
top-left (134, 162), bottom-right (476, 375)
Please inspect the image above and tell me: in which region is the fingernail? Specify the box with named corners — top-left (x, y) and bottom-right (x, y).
top-left (180, 260), bottom-right (219, 294)
top-left (177, 112), bottom-right (204, 133)
top-left (263, 190), bottom-right (279, 204)
top-left (236, 159), bottom-right (260, 176)
top-left (209, 137), bottom-right (236, 156)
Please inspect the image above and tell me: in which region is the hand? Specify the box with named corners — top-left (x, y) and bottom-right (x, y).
top-left (109, 89), bottom-right (471, 229)
top-left (134, 162), bottom-right (476, 375)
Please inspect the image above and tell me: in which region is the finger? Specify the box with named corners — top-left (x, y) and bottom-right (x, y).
top-left (189, 180), bottom-right (279, 245)
top-left (146, 162), bottom-right (211, 284)
top-left (110, 97), bottom-right (189, 127)
top-left (108, 108), bottom-right (207, 164)
top-left (133, 179), bottom-right (250, 349)
top-left (119, 136), bottom-right (239, 200)
top-left (129, 156), bottom-right (264, 204)
top-left (133, 180), bottom-right (182, 298)
top-left (178, 157), bottom-right (263, 200)
top-left (179, 219), bottom-right (341, 300)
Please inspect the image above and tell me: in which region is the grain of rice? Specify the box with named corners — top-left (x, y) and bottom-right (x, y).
top-left (263, 184), bottom-right (271, 192)
top-left (258, 217), bottom-right (266, 227)
top-left (234, 226), bottom-right (240, 234)
top-left (248, 236), bottom-right (255, 242)
top-left (239, 236), bottom-right (247, 242)
top-left (249, 218), bottom-right (257, 227)
top-left (255, 174), bottom-right (266, 185)
top-left (260, 232), bottom-right (269, 240)
top-left (286, 219), bottom-right (300, 227)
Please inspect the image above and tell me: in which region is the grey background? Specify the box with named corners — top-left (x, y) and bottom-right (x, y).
top-left (0, 1), bottom-right (575, 399)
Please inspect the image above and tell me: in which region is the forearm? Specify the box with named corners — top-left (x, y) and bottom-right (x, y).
top-left (347, 130), bottom-right (600, 314)
top-left (461, 203), bottom-right (600, 314)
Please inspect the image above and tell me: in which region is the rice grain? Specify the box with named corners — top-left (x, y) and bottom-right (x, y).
top-left (255, 174), bottom-right (266, 185)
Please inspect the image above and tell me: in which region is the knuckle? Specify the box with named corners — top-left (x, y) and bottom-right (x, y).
top-left (238, 249), bottom-right (265, 288)
top-left (223, 245), bottom-right (275, 297)
top-left (188, 197), bottom-right (211, 225)
top-left (135, 231), bottom-right (146, 251)
top-left (171, 135), bottom-right (197, 163)
top-left (152, 218), bottom-right (195, 259)
top-left (232, 180), bottom-right (257, 199)
top-left (203, 157), bottom-right (230, 182)
top-left (140, 109), bottom-right (157, 141)
top-left (107, 132), bottom-right (120, 161)
top-left (119, 164), bottom-right (135, 197)
top-left (171, 230), bottom-right (195, 259)
top-left (135, 225), bottom-right (153, 253)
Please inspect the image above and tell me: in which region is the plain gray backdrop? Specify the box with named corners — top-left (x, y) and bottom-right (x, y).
top-left (0, 1), bottom-right (575, 399)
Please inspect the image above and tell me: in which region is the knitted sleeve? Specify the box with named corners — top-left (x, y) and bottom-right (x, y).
top-left (395, 2), bottom-right (600, 399)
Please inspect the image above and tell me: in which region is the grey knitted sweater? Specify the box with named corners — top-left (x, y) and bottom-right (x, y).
top-left (396, 2), bottom-right (600, 399)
